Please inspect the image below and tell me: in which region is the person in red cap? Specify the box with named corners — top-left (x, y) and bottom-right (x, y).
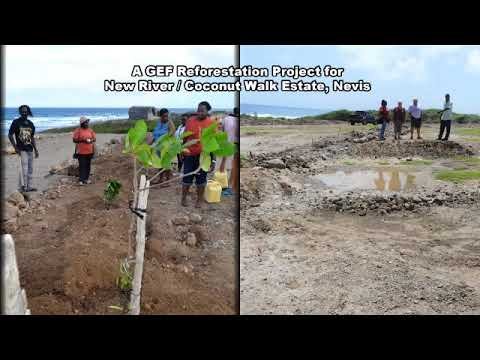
top-left (73, 116), bottom-right (96, 185)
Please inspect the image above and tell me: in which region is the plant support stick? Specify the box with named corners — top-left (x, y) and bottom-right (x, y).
top-left (129, 175), bottom-right (150, 315)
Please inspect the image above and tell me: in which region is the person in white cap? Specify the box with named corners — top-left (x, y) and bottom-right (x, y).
top-left (72, 116), bottom-right (96, 185)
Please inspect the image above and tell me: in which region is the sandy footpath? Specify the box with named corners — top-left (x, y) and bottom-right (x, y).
top-left (2, 133), bottom-right (124, 200)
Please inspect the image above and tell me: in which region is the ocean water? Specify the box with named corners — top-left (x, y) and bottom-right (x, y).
top-left (241, 103), bottom-right (329, 119)
top-left (2, 108), bottom-right (129, 134)
top-left (1, 107), bottom-right (227, 134)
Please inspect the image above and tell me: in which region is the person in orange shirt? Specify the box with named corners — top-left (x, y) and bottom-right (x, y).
top-left (72, 117), bottom-right (96, 185)
top-left (182, 101), bottom-right (216, 208)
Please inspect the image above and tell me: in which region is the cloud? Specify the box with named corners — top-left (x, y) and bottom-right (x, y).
top-left (466, 49), bottom-right (480, 73)
top-left (336, 45), bottom-right (468, 82)
top-left (5, 45), bottom-right (234, 90)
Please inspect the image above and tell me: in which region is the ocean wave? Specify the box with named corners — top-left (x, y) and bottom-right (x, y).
top-left (1, 114), bottom-right (129, 134)
top-left (246, 112), bottom-right (299, 119)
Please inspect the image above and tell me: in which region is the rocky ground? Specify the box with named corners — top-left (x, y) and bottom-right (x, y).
top-left (3, 139), bottom-right (237, 315)
top-left (240, 122), bottom-right (480, 314)
top-left (2, 133), bottom-right (124, 200)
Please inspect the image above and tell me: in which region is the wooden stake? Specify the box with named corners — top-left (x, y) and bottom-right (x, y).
top-left (129, 175), bottom-right (150, 315)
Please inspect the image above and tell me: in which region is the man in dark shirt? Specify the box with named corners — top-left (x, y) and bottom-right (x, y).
top-left (8, 105), bottom-right (39, 192)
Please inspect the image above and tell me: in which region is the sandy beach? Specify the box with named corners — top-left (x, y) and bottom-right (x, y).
top-left (2, 133), bottom-right (124, 200)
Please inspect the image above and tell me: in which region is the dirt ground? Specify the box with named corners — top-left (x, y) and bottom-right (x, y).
top-left (2, 133), bottom-right (124, 201)
top-left (240, 121), bottom-right (480, 315)
top-left (10, 143), bottom-right (237, 315)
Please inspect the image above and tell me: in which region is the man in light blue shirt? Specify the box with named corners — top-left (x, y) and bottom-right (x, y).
top-left (437, 94), bottom-right (453, 141)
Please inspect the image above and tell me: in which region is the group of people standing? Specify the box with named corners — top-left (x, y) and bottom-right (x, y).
top-left (149, 101), bottom-right (239, 208)
top-left (8, 102), bottom-right (239, 210)
top-left (377, 94), bottom-right (454, 141)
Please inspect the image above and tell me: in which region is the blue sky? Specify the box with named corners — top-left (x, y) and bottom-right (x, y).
top-left (241, 45), bottom-right (480, 114)
top-left (5, 45), bottom-right (236, 109)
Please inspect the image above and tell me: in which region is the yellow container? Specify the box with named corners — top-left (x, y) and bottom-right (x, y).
top-left (213, 171), bottom-right (229, 189)
top-left (204, 180), bottom-right (222, 203)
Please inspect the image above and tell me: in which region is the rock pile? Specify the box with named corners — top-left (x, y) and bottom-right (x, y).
top-left (310, 186), bottom-right (480, 216)
top-left (253, 130), bottom-right (477, 171)
top-left (350, 139), bottom-right (475, 159)
top-left (170, 214), bottom-right (207, 247)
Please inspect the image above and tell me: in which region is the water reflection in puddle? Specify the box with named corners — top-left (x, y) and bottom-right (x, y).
top-left (312, 169), bottom-right (431, 192)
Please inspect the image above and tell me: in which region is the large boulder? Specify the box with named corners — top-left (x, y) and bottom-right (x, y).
top-left (8, 192), bottom-right (27, 209)
top-left (128, 106), bottom-right (157, 121)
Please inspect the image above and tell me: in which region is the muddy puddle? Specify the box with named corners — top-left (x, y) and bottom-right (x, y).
top-left (309, 168), bottom-right (433, 192)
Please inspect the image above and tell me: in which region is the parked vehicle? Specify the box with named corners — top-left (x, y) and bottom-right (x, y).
top-left (348, 111), bottom-right (376, 125)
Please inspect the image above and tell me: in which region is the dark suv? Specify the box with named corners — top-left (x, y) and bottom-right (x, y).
top-left (349, 111), bottom-right (376, 125)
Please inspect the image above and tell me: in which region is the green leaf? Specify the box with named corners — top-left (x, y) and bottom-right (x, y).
top-left (160, 138), bottom-right (183, 169)
top-left (152, 133), bottom-right (170, 150)
top-left (202, 137), bottom-right (219, 153)
top-left (212, 130), bottom-right (236, 157)
top-left (200, 152), bottom-right (211, 172)
top-left (128, 120), bottom-right (147, 150)
top-left (213, 141), bottom-right (236, 157)
top-left (201, 122), bottom-right (218, 140)
top-left (134, 143), bottom-right (152, 167)
top-left (150, 151), bottom-right (163, 169)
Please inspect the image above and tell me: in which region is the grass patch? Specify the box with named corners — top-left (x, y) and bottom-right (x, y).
top-left (456, 128), bottom-right (480, 137)
top-left (435, 170), bottom-right (480, 182)
top-left (399, 160), bottom-right (433, 166)
top-left (342, 160), bottom-right (355, 165)
top-left (377, 160), bottom-right (390, 166)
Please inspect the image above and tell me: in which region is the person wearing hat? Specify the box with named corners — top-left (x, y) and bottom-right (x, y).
top-left (73, 116), bottom-right (96, 185)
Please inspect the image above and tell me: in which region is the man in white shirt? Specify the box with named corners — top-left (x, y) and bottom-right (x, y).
top-left (407, 99), bottom-right (423, 140)
top-left (438, 94), bottom-right (453, 141)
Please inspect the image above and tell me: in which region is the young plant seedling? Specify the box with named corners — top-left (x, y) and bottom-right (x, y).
top-left (116, 258), bottom-right (133, 292)
top-left (104, 179), bottom-right (122, 209)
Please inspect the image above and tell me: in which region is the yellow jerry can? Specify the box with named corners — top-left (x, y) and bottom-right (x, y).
top-left (213, 171), bottom-right (229, 189)
top-left (204, 180), bottom-right (222, 203)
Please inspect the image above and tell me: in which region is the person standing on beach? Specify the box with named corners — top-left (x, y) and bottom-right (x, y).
top-left (175, 113), bottom-right (189, 173)
top-left (392, 101), bottom-right (406, 141)
top-left (408, 98), bottom-right (423, 140)
top-left (152, 108), bottom-right (176, 184)
top-left (378, 100), bottom-right (390, 141)
top-left (219, 107), bottom-right (239, 196)
top-left (73, 117), bottom-right (96, 185)
top-left (8, 105), bottom-right (39, 192)
top-left (438, 94), bottom-right (453, 141)
top-left (181, 101), bottom-right (216, 208)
